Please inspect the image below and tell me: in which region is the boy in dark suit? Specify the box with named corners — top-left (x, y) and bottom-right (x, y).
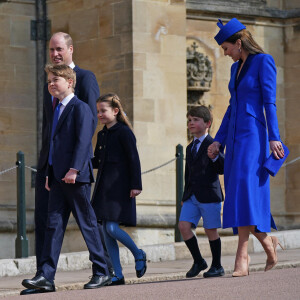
top-left (26, 32), bottom-right (113, 296)
top-left (178, 106), bottom-right (225, 278)
top-left (22, 64), bottom-right (110, 292)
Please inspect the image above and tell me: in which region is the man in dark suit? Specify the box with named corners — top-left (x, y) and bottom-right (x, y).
top-left (22, 64), bottom-right (111, 292)
top-left (21, 32), bottom-right (112, 296)
top-left (178, 106), bottom-right (225, 279)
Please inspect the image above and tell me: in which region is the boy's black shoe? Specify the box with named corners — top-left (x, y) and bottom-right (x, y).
top-left (186, 260), bottom-right (208, 278)
top-left (203, 266), bottom-right (225, 278)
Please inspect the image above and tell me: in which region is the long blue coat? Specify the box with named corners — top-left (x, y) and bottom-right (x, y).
top-left (214, 53), bottom-right (280, 234)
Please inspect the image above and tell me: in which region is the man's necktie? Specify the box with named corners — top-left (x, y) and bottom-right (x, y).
top-left (49, 103), bottom-right (62, 165)
top-left (191, 139), bottom-right (200, 159)
top-left (52, 97), bottom-right (59, 111)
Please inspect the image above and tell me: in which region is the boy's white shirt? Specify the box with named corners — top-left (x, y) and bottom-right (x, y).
top-left (193, 133), bottom-right (208, 152)
top-left (55, 91), bottom-right (78, 173)
top-left (58, 93), bottom-right (74, 118)
top-left (193, 133), bottom-right (219, 162)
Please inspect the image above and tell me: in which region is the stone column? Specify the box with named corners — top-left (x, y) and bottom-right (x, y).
top-left (131, 0), bottom-right (187, 243)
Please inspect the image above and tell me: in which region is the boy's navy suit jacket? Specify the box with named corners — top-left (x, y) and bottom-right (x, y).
top-left (182, 134), bottom-right (224, 204)
top-left (37, 65), bottom-right (99, 171)
top-left (47, 95), bottom-right (95, 184)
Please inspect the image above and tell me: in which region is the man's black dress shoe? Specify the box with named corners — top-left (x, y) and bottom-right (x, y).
top-left (21, 275), bottom-right (55, 292)
top-left (110, 276), bottom-right (125, 286)
top-left (135, 249), bottom-right (147, 278)
top-left (20, 288), bottom-right (49, 295)
top-left (186, 260), bottom-right (208, 278)
top-left (84, 275), bottom-right (112, 289)
top-left (203, 266), bottom-right (225, 278)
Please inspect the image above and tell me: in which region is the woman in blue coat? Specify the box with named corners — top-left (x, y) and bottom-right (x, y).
top-left (208, 18), bottom-right (285, 277)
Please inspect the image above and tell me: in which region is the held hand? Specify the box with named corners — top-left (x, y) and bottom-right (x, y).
top-left (45, 176), bottom-right (50, 191)
top-left (181, 201), bottom-right (183, 206)
top-left (208, 150), bottom-right (218, 160)
top-left (130, 189), bottom-right (142, 198)
top-left (62, 169), bottom-right (78, 184)
top-left (207, 141), bottom-right (221, 159)
top-left (270, 141), bottom-right (285, 160)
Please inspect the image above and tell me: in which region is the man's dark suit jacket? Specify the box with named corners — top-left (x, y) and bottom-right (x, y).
top-left (37, 65), bottom-right (99, 171)
top-left (48, 95), bottom-right (95, 184)
top-left (182, 134), bottom-right (224, 204)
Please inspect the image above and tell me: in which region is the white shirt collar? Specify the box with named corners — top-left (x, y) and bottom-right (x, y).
top-left (60, 93), bottom-right (74, 107)
top-left (69, 62), bottom-right (75, 69)
top-left (193, 133), bottom-right (208, 144)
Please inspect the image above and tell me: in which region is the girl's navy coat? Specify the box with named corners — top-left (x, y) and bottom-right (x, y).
top-left (91, 122), bottom-right (142, 226)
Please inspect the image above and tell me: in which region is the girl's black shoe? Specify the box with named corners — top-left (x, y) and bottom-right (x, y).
top-left (135, 249), bottom-right (147, 278)
top-left (110, 276), bottom-right (125, 286)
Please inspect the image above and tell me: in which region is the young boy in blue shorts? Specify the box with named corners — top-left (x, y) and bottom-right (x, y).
top-left (178, 106), bottom-right (225, 278)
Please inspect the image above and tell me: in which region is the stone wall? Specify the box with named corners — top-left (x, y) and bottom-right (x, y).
top-left (0, 0), bottom-right (36, 237)
top-left (0, 0), bottom-right (299, 259)
top-left (47, 0), bottom-right (134, 138)
top-left (0, 0), bottom-right (187, 259)
top-left (284, 18), bottom-right (300, 227)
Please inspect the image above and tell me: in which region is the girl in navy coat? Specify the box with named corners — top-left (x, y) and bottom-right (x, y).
top-left (91, 93), bottom-right (146, 285)
top-left (208, 18), bottom-right (285, 277)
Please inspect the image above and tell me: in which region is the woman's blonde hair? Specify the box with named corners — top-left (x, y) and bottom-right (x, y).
top-left (226, 29), bottom-right (264, 54)
top-left (97, 93), bottom-right (133, 130)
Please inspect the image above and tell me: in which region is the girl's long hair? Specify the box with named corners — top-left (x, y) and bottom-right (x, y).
top-left (226, 29), bottom-right (264, 54)
top-left (97, 93), bottom-right (133, 130)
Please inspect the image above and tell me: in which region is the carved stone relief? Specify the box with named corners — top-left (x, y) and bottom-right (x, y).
top-left (186, 41), bottom-right (213, 110)
top-left (187, 41), bottom-right (212, 92)
top-left (186, 40), bottom-right (214, 137)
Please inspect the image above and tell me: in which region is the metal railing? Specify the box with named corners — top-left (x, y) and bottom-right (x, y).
top-left (0, 152), bottom-right (29, 258)
top-left (15, 151), bottom-right (28, 258)
top-left (1, 147), bottom-right (299, 257)
top-left (0, 146), bottom-right (185, 257)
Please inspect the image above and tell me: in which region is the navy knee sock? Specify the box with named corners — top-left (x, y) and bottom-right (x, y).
top-left (209, 238), bottom-right (221, 268)
top-left (185, 235), bottom-right (203, 263)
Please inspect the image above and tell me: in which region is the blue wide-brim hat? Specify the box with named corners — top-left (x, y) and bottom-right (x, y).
top-left (214, 18), bottom-right (246, 45)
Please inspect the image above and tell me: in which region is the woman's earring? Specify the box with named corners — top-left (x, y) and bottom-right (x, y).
top-left (239, 48), bottom-right (241, 53)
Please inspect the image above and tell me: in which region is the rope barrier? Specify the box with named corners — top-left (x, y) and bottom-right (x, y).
top-left (139, 154), bottom-right (300, 174)
top-left (141, 157), bottom-right (177, 175)
top-left (0, 165), bottom-right (18, 176)
top-left (25, 166), bottom-right (37, 173)
top-left (0, 155), bottom-right (299, 177)
top-left (282, 156), bottom-right (300, 167)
